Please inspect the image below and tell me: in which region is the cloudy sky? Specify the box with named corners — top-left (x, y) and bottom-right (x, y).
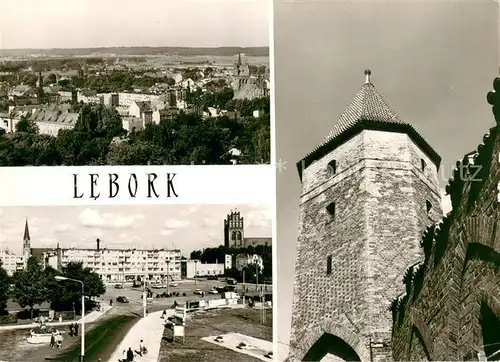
top-left (0, 204), bottom-right (272, 256)
top-left (274, 0), bottom-right (498, 358)
top-left (0, 0), bottom-right (269, 49)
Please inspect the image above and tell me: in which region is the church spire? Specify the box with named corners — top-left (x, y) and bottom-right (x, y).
top-left (23, 218), bottom-right (30, 241)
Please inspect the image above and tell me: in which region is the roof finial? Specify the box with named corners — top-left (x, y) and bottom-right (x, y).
top-left (364, 69), bottom-right (372, 84)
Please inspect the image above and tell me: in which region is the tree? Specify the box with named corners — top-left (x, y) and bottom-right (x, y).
top-left (15, 116), bottom-right (39, 134)
top-left (0, 261), bottom-right (10, 316)
top-left (12, 257), bottom-right (49, 319)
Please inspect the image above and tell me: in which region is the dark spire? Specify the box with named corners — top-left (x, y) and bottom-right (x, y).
top-left (364, 69), bottom-right (372, 84)
top-left (23, 219), bottom-right (30, 241)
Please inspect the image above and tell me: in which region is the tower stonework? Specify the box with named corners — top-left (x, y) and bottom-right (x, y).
top-left (224, 210), bottom-right (244, 248)
top-left (288, 71), bottom-right (443, 362)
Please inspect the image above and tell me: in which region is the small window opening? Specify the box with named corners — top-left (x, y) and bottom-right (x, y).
top-left (421, 159), bottom-right (426, 172)
top-left (326, 202), bottom-right (336, 218)
top-left (327, 255), bottom-right (332, 275)
top-left (426, 200), bottom-right (432, 214)
top-left (328, 160), bottom-right (337, 175)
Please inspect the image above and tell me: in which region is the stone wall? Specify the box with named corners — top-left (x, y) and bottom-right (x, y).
top-left (391, 82), bottom-right (500, 360)
top-left (289, 130), bottom-right (441, 362)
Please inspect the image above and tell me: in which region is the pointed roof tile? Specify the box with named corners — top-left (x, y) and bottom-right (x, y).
top-left (323, 81), bottom-right (404, 143)
top-left (297, 70), bottom-right (441, 180)
top-left (23, 219), bottom-right (30, 241)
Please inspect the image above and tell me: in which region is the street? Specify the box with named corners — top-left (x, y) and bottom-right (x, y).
top-left (102, 279), bottom-right (273, 313)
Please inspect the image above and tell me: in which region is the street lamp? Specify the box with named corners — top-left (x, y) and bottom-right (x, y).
top-left (55, 276), bottom-right (85, 361)
top-left (166, 259), bottom-right (170, 295)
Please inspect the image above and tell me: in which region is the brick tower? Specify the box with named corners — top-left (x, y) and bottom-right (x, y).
top-left (287, 70), bottom-right (443, 362)
top-left (224, 210), bottom-right (244, 248)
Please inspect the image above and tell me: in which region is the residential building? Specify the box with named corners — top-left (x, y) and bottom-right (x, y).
top-left (0, 249), bottom-right (24, 276)
top-left (235, 253), bottom-right (264, 271)
top-left (33, 238), bottom-right (182, 282)
top-left (28, 109), bottom-right (79, 136)
top-left (182, 260), bottom-right (224, 278)
top-left (122, 116), bottom-right (143, 132)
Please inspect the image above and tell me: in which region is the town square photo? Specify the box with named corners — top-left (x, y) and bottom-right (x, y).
top-left (274, 1), bottom-right (500, 362)
top-left (0, 203), bottom-right (272, 361)
top-left (0, 0), bottom-right (270, 166)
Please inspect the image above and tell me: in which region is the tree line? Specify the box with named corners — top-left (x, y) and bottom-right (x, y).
top-left (0, 257), bottom-right (105, 320)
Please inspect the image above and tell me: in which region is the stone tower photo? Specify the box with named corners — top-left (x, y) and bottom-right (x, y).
top-left (22, 218), bottom-right (31, 270)
top-left (224, 210), bottom-right (244, 248)
top-left (287, 70), bottom-right (443, 362)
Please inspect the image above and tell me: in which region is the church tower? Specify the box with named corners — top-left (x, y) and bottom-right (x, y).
top-left (287, 70), bottom-right (443, 362)
top-left (224, 210), bottom-right (244, 248)
top-left (22, 219), bottom-right (31, 269)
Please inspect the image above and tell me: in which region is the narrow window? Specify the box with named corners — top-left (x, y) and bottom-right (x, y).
top-left (326, 202), bottom-right (336, 218)
top-left (421, 159), bottom-right (426, 172)
top-left (426, 200), bottom-right (432, 214)
top-left (328, 160), bottom-right (337, 175)
top-left (327, 255), bottom-right (332, 275)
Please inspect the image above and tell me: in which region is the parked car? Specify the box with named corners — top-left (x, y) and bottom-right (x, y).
top-left (193, 289), bottom-right (203, 295)
top-left (170, 283), bottom-right (178, 287)
top-left (209, 288), bottom-right (219, 294)
top-left (117, 296), bottom-right (129, 303)
top-left (114, 284), bottom-right (123, 289)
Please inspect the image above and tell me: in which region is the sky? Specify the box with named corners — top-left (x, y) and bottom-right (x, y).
top-left (0, 0), bottom-right (269, 49)
top-left (0, 204), bottom-right (272, 256)
top-left (274, 0), bottom-right (499, 359)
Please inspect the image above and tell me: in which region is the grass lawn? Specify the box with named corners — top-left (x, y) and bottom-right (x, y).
top-left (159, 307), bottom-right (272, 362)
top-left (52, 314), bottom-right (139, 362)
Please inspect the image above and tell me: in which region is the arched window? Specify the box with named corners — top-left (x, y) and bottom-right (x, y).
top-left (327, 160), bottom-right (337, 176)
top-left (231, 231), bottom-right (236, 241)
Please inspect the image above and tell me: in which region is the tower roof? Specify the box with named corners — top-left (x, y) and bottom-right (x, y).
top-left (297, 70), bottom-right (441, 180)
top-left (23, 219), bottom-right (30, 241)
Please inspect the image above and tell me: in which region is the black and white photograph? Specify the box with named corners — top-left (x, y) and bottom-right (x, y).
top-left (0, 0), bottom-right (270, 166)
top-left (274, 1), bottom-right (500, 361)
top-left (0, 204), bottom-right (272, 362)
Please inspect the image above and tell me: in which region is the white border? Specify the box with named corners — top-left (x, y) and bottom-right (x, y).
top-left (0, 165), bottom-right (273, 206)
top-left (269, 0), bottom-right (278, 359)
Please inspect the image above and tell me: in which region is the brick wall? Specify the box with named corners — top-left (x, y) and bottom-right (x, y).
top-left (391, 98), bottom-right (500, 361)
top-left (289, 130), bottom-right (441, 361)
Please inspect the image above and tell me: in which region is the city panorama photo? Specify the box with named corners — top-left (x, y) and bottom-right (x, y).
top-left (0, 0), bottom-right (270, 166)
top-left (0, 204), bottom-right (272, 362)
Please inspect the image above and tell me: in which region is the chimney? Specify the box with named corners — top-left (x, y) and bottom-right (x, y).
top-left (96, 238), bottom-right (100, 251)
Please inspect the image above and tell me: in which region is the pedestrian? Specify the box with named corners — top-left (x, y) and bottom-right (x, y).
top-left (126, 347), bottom-right (134, 362)
top-left (69, 323), bottom-right (74, 337)
top-left (139, 339), bottom-right (145, 356)
top-left (161, 310), bottom-right (166, 319)
top-left (50, 332), bottom-right (55, 348)
top-left (74, 322), bottom-right (79, 336)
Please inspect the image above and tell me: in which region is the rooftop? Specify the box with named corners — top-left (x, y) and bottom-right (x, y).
top-left (297, 70), bottom-right (441, 180)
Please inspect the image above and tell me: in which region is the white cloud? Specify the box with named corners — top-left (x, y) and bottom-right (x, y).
top-left (201, 217), bottom-right (218, 228)
top-left (245, 208), bottom-right (273, 228)
top-left (164, 218), bottom-right (191, 229)
top-left (55, 223), bottom-right (73, 233)
top-left (160, 230), bottom-right (175, 236)
top-left (78, 209), bottom-right (143, 229)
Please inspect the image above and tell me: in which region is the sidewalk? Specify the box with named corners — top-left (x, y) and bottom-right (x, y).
top-left (0, 302), bottom-right (113, 331)
top-left (109, 311), bottom-right (165, 362)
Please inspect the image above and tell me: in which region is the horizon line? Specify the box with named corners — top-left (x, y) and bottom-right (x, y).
top-left (0, 45), bottom-right (270, 51)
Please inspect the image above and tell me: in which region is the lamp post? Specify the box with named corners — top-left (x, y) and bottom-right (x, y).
top-left (55, 276), bottom-right (85, 361)
top-left (166, 259), bottom-right (170, 295)
top-left (194, 260), bottom-right (198, 287)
